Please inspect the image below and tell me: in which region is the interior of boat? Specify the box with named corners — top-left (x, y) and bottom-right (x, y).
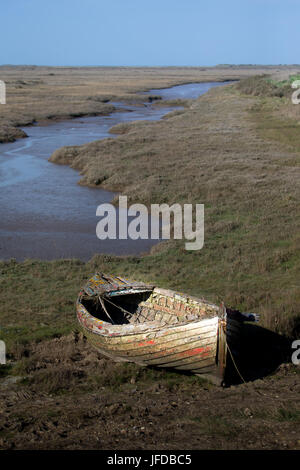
top-left (82, 292), bottom-right (153, 325)
top-left (81, 290), bottom-right (211, 326)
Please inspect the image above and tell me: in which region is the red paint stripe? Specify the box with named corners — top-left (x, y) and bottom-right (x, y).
top-left (138, 340), bottom-right (155, 347)
top-left (179, 346), bottom-right (211, 358)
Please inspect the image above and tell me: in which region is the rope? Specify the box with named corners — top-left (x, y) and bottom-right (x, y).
top-left (99, 295), bottom-right (150, 323)
top-left (98, 296), bottom-right (115, 324)
top-left (225, 331), bottom-right (293, 401)
top-left (226, 338), bottom-right (246, 384)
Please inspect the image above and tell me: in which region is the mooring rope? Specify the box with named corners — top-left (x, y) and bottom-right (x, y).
top-left (225, 339), bottom-right (246, 384)
top-left (225, 333), bottom-right (292, 401)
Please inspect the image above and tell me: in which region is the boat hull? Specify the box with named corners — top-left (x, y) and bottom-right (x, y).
top-left (76, 273), bottom-right (244, 385)
top-left (77, 308), bottom-right (230, 386)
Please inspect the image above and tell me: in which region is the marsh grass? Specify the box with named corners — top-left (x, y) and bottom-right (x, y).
top-left (276, 407), bottom-right (300, 422)
top-left (0, 364), bottom-right (13, 378)
top-left (236, 74), bottom-right (293, 98)
top-left (7, 334), bottom-right (209, 397)
top-left (189, 415), bottom-right (240, 438)
top-left (267, 74), bottom-right (300, 88)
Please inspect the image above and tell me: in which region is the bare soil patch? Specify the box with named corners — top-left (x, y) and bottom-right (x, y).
top-left (0, 334), bottom-right (299, 450)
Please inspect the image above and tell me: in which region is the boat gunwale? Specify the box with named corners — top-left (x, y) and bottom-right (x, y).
top-left (77, 272), bottom-right (225, 341)
top-left (76, 298), bottom-right (221, 338)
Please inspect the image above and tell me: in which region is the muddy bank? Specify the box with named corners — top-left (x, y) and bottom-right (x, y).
top-left (0, 126), bottom-right (27, 143)
top-left (0, 104), bottom-right (117, 144)
top-left (0, 334), bottom-right (299, 450)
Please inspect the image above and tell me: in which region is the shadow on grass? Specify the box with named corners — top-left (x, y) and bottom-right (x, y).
top-left (225, 323), bottom-right (293, 385)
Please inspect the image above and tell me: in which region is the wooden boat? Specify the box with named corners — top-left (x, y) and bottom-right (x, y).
top-left (76, 273), bottom-right (259, 385)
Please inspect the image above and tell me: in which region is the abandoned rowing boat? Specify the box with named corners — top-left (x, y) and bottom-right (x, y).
top-left (76, 273), bottom-right (259, 385)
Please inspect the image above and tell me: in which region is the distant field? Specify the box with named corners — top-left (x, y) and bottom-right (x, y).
top-left (1, 64), bottom-right (300, 142)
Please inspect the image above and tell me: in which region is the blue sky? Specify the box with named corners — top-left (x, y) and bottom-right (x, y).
top-left (0, 0), bottom-right (299, 66)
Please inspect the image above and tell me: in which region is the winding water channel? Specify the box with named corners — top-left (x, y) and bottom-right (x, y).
top-left (0, 81), bottom-right (229, 261)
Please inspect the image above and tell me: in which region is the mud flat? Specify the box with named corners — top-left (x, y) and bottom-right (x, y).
top-left (0, 333), bottom-right (299, 450)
